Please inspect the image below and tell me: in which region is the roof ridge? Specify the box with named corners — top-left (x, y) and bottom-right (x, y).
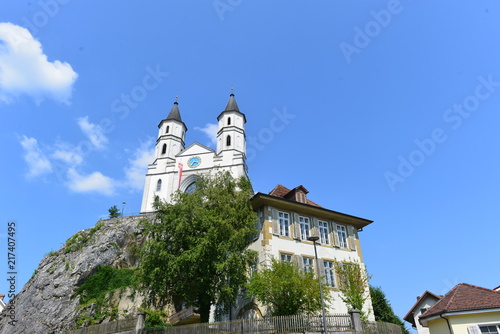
top-left (421, 283), bottom-right (500, 320)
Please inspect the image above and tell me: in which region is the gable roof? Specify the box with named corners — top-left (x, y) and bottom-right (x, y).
top-left (177, 142), bottom-right (215, 156)
top-left (420, 283), bottom-right (500, 321)
top-left (403, 291), bottom-right (441, 326)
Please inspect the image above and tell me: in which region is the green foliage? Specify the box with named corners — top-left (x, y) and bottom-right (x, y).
top-left (334, 260), bottom-right (371, 320)
top-left (31, 269), bottom-right (38, 279)
top-left (73, 266), bottom-right (138, 328)
top-left (65, 233), bottom-right (85, 253)
top-left (139, 171), bottom-right (258, 322)
top-left (108, 205), bottom-right (122, 218)
top-left (45, 250), bottom-right (57, 257)
top-left (247, 258), bottom-right (332, 316)
top-left (89, 221), bottom-right (105, 236)
top-left (65, 221), bottom-right (105, 253)
top-left (370, 286), bottom-right (409, 334)
top-left (75, 266), bottom-right (138, 305)
top-left (141, 308), bottom-right (169, 329)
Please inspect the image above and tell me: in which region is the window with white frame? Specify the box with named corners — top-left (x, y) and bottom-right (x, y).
top-left (281, 253), bottom-right (292, 263)
top-left (156, 179), bottom-right (162, 192)
top-left (303, 257), bottom-right (314, 273)
top-left (279, 212), bottom-right (290, 237)
top-left (337, 225), bottom-right (348, 248)
top-left (319, 221), bottom-right (329, 244)
top-left (480, 325), bottom-right (500, 334)
top-left (299, 216), bottom-right (310, 240)
top-left (323, 260), bottom-right (335, 287)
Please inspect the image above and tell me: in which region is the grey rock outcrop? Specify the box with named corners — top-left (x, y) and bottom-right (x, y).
top-left (0, 214), bottom-right (154, 334)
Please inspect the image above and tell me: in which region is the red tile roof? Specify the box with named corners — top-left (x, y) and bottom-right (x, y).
top-left (420, 283), bottom-right (500, 320)
top-left (269, 184), bottom-right (291, 198)
top-left (268, 184), bottom-right (323, 207)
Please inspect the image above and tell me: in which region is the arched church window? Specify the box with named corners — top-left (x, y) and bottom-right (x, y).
top-left (228, 117), bottom-right (231, 125)
top-left (185, 182), bottom-right (197, 194)
top-left (161, 144), bottom-right (167, 155)
top-left (226, 135), bottom-right (231, 147)
top-left (156, 179), bottom-right (162, 192)
top-left (166, 125), bottom-right (170, 133)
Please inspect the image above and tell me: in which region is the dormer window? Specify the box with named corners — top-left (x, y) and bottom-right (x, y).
top-left (297, 192), bottom-right (307, 203)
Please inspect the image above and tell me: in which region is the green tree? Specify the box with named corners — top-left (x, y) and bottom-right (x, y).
top-left (247, 258), bottom-right (332, 316)
top-left (333, 260), bottom-right (371, 320)
top-left (139, 171), bottom-right (258, 322)
top-left (108, 205), bottom-right (121, 218)
top-left (370, 286), bottom-right (409, 334)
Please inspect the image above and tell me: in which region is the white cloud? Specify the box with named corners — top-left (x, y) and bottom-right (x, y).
top-left (0, 22), bottom-right (78, 104)
top-left (52, 149), bottom-right (83, 166)
top-left (19, 135), bottom-right (52, 178)
top-left (51, 141), bottom-right (83, 166)
top-left (194, 123), bottom-right (218, 147)
top-left (77, 116), bottom-right (108, 150)
top-left (123, 139), bottom-right (155, 191)
top-left (66, 168), bottom-right (115, 196)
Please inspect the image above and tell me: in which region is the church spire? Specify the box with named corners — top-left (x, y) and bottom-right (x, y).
top-left (224, 93), bottom-right (240, 112)
top-left (166, 101), bottom-right (182, 122)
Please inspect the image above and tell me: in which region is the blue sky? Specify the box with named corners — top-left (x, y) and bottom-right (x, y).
top-left (1, 0), bottom-right (500, 326)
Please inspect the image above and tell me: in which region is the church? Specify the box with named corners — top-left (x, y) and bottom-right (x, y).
top-left (140, 93), bottom-right (248, 213)
top-left (140, 93), bottom-right (375, 321)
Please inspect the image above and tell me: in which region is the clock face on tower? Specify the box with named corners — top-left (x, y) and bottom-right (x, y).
top-left (188, 156), bottom-right (201, 168)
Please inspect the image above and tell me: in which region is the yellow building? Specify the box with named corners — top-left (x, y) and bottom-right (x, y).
top-left (238, 184), bottom-right (375, 320)
top-left (418, 283), bottom-right (500, 334)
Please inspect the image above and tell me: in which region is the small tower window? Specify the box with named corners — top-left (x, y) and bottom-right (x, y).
top-left (226, 135), bottom-right (231, 147)
top-left (161, 144), bottom-right (167, 155)
top-left (166, 125), bottom-right (170, 133)
top-left (227, 117), bottom-right (231, 125)
top-left (156, 179), bottom-right (162, 192)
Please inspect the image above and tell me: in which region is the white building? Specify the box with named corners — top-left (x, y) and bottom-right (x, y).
top-left (404, 291), bottom-right (441, 334)
top-left (140, 94), bottom-right (248, 213)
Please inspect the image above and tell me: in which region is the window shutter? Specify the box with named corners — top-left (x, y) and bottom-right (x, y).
top-left (271, 208), bottom-right (279, 236)
top-left (311, 217), bottom-right (319, 242)
top-left (318, 258), bottom-right (325, 282)
top-left (332, 223), bottom-right (340, 247)
top-left (348, 225), bottom-right (356, 251)
top-left (294, 254), bottom-right (304, 270)
top-left (467, 326), bottom-right (481, 334)
top-left (292, 213), bottom-right (301, 240)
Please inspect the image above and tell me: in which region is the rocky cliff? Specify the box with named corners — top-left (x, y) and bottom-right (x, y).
top-left (0, 214), bottom-right (154, 334)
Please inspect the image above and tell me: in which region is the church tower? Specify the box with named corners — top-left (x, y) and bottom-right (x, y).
top-left (156, 101), bottom-right (187, 161)
top-left (141, 94), bottom-right (248, 213)
top-left (216, 93), bottom-right (246, 157)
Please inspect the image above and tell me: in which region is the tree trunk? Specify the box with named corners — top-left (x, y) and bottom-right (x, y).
top-left (199, 299), bottom-right (211, 323)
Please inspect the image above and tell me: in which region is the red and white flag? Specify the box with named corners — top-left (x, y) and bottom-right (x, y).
top-left (178, 163), bottom-right (183, 190)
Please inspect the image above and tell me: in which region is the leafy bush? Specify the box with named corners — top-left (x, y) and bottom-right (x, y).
top-left (75, 266), bottom-right (138, 304)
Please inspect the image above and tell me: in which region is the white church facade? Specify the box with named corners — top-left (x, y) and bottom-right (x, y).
top-left (140, 93), bottom-right (375, 321)
top-left (140, 94), bottom-right (248, 213)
